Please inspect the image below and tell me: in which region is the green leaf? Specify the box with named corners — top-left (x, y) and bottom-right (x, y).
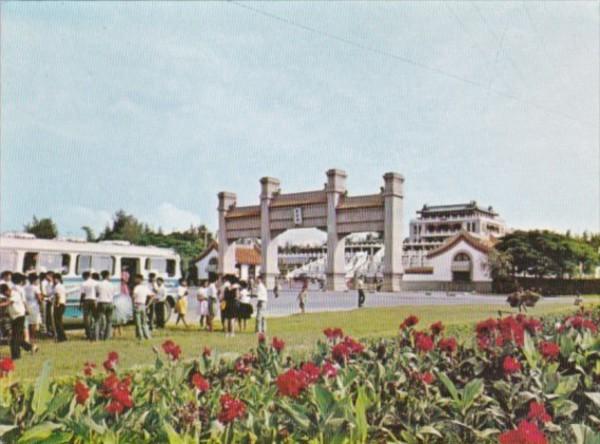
top-left (164, 422), bottom-right (184, 444)
top-left (0, 424), bottom-right (16, 437)
top-left (437, 372), bottom-right (459, 402)
top-left (522, 331), bottom-right (539, 369)
top-left (555, 374), bottom-right (580, 397)
top-left (551, 398), bottom-right (579, 419)
top-left (17, 422), bottom-right (62, 444)
top-left (31, 361), bottom-right (53, 418)
top-left (314, 385), bottom-right (336, 419)
top-left (278, 401), bottom-right (311, 430)
top-left (586, 392), bottom-right (600, 410)
top-left (461, 379), bottom-right (484, 412)
top-left (571, 424), bottom-right (600, 444)
top-left (417, 426), bottom-right (442, 438)
top-left (354, 387), bottom-right (370, 443)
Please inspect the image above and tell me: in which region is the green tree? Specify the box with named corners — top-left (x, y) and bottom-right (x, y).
top-left (24, 216), bottom-right (58, 239)
top-left (81, 226), bottom-right (96, 242)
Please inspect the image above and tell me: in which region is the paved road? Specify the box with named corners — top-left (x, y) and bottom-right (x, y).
top-left (184, 289), bottom-right (577, 321)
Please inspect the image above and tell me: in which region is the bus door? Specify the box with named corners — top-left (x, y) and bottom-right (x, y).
top-left (121, 257), bottom-right (139, 292)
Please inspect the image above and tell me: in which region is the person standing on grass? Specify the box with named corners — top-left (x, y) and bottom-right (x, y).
top-left (297, 280), bottom-right (308, 314)
top-left (24, 273), bottom-right (42, 344)
top-left (146, 273), bottom-right (157, 331)
top-left (174, 278), bottom-right (189, 327)
top-left (132, 274), bottom-right (152, 340)
top-left (41, 271), bottom-right (55, 337)
top-left (52, 274), bottom-right (67, 342)
top-left (80, 271), bottom-right (99, 341)
top-left (255, 276), bottom-right (268, 334)
top-left (0, 283), bottom-right (37, 359)
top-left (197, 280), bottom-right (208, 329)
top-left (238, 281), bottom-right (252, 331)
top-left (97, 270), bottom-right (116, 340)
top-left (222, 276), bottom-right (239, 337)
top-left (206, 278), bottom-right (218, 332)
top-left (356, 275), bottom-right (366, 308)
top-left (154, 277), bottom-right (167, 329)
top-left (273, 278), bottom-right (280, 299)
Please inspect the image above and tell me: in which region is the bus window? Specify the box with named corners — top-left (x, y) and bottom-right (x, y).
top-left (76, 255), bottom-right (115, 274)
top-left (23, 252), bottom-right (38, 273)
top-left (61, 254), bottom-right (70, 275)
top-left (39, 253), bottom-right (62, 273)
top-left (0, 250), bottom-right (18, 272)
top-left (145, 258), bottom-right (151, 270)
top-left (166, 259), bottom-right (176, 277)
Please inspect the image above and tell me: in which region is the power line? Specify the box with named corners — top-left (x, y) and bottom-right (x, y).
top-left (228, 1), bottom-right (594, 128)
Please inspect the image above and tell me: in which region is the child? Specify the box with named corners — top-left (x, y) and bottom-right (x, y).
top-left (196, 281), bottom-right (208, 328)
top-left (297, 281), bottom-right (308, 314)
top-left (175, 279), bottom-right (189, 328)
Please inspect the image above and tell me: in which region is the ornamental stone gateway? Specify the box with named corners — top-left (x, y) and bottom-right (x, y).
top-left (217, 169), bottom-right (404, 292)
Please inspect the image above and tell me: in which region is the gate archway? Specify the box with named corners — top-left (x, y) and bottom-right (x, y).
top-left (218, 169), bottom-right (404, 291)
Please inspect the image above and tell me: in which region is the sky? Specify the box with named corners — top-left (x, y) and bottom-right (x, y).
top-left (1, 1), bottom-right (598, 244)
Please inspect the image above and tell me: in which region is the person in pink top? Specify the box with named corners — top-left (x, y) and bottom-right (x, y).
top-left (120, 268), bottom-right (130, 296)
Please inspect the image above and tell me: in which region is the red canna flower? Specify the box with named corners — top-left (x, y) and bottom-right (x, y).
top-left (202, 347), bottom-right (211, 358)
top-left (503, 356), bottom-right (522, 375)
top-left (321, 361), bottom-right (338, 378)
top-left (417, 371), bottom-right (435, 385)
top-left (498, 420), bottom-right (547, 444)
top-left (191, 373), bottom-right (209, 392)
top-left (528, 401), bottom-right (552, 424)
top-left (414, 332), bottom-right (434, 353)
top-left (217, 394), bottom-right (246, 424)
top-left (276, 369), bottom-right (309, 398)
top-left (83, 361), bottom-right (96, 377)
top-left (106, 400), bottom-right (125, 415)
top-left (430, 321), bottom-right (444, 336)
top-left (234, 358), bottom-right (251, 375)
top-left (102, 373), bottom-right (133, 415)
top-left (0, 357), bottom-right (15, 376)
top-left (300, 362), bottom-right (321, 384)
top-left (103, 351), bottom-right (119, 372)
top-left (400, 315), bottom-right (419, 329)
top-left (539, 341), bottom-right (560, 361)
top-left (438, 337), bottom-right (458, 354)
top-left (162, 340), bottom-right (182, 360)
top-left (257, 333), bottom-right (266, 344)
top-left (272, 337), bottom-right (285, 353)
top-left (323, 327), bottom-right (344, 340)
top-left (74, 380), bottom-right (90, 405)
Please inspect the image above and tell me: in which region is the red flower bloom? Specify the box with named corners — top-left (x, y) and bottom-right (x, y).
top-left (102, 373), bottom-right (120, 393)
top-left (323, 327), bottom-right (344, 340)
top-left (162, 340), bottom-right (182, 360)
top-left (83, 361), bottom-right (96, 377)
top-left (400, 315), bottom-right (419, 329)
top-left (257, 333), bottom-right (266, 344)
top-left (0, 357), bottom-right (15, 376)
top-left (272, 337), bottom-right (285, 353)
top-left (107, 351), bottom-right (119, 362)
top-left (321, 361), bottom-right (338, 378)
top-left (102, 373), bottom-right (133, 414)
top-left (539, 341), bottom-right (560, 361)
top-left (191, 373), bottom-right (209, 392)
top-left (106, 400), bottom-right (125, 415)
top-left (417, 371), bottom-right (435, 385)
top-left (331, 336), bottom-right (364, 362)
top-left (438, 337), bottom-right (458, 354)
top-left (202, 347), bottom-right (211, 358)
top-left (74, 380), bottom-right (90, 405)
top-left (234, 359), bottom-right (251, 375)
top-left (503, 356), bottom-right (522, 375)
top-left (103, 351), bottom-right (119, 372)
top-left (276, 369), bottom-right (309, 398)
top-left (300, 362), bottom-right (321, 384)
top-left (528, 401), bottom-right (552, 424)
top-left (430, 321), bottom-right (444, 336)
top-left (498, 420), bottom-right (547, 444)
top-left (217, 394), bottom-right (246, 424)
top-left (414, 332), bottom-right (434, 353)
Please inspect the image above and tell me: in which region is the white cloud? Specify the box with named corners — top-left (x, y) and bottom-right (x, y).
top-left (151, 202), bottom-right (202, 233)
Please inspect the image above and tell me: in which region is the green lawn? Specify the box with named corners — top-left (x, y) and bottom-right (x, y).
top-left (11, 298), bottom-right (600, 381)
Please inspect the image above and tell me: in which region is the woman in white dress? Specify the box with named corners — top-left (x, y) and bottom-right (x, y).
top-left (24, 273), bottom-right (42, 343)
top-left (196, 281), bottom-right (209, 329)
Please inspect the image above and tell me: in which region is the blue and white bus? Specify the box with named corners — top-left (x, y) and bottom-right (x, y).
top-left (0, 233), bottom-right (182, 324)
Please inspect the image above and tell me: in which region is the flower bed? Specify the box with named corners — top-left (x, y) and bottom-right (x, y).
top-left (1, 309), bottom-right (600, 443)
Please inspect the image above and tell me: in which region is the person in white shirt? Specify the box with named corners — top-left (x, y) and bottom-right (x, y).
top-left (255, 277), bottom-right (268, 334)
top-left (24, 274), bottom-right (42, 343)
top-left (206, 279), bottom-right (218, 332)
top-left (146, 273), bottom-right (158, 330)
top-left (154, 277), bottom-right (167, 329)
top-left (41, 271), bottom-right (54, 337)
top-left (96, 270), bottom-right (116, 340)
top-left (356, 275), bottom-right (366, 308)
top-left (0, 271), bottom-right (14, 289)
top-left (132, 274), bottom-right (152, 340)
top-left (238, 281), bottom-right (253, 331)
top-left (13, 277), bottom-right (30, 343)
top-left (80, 271), bottom-right (99, 341)
top-left (0, 282), bottom-right (35, 359)
top-left (52, 274), bottom-right (67, 342)
top-left (196, 281), bottom-right (208, 329)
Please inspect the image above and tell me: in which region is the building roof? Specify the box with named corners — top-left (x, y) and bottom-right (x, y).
top-left (194, 241), bottom-right (262, 266)
top-left (418, 201), bottom-right (498, 216)
top-left (270, 190), bottom-right (327, 208)
top-left (404, 266), bottom-right (434, 274)
top-left (426, 231), bottom-right (495, 258)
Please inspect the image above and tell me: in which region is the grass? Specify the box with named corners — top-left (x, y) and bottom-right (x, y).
top-left (10, 298), bottom-right (600, 381)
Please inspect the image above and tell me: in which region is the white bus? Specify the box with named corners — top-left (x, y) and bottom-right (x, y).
top-left (0, 233), bottom-right (182, 323)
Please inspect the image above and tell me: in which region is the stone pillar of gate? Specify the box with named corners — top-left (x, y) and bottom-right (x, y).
top-left (325, 169), bottom-right (347, 291)
top-left (217, 192), bottom-right (237, 277)
top-left (260, 177), bottom-right (281, 289)
top-left (382, 172), bottom-right (404, 292)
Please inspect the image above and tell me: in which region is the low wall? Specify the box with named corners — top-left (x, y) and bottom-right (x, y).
top-left (402, 280), bottom-right (493, 293)
top-left (493, 278), bottom-right (600, 296)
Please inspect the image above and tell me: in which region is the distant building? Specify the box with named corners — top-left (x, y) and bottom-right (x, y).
top-left (193, 241), bottom-right (261, 282)
top-left (403, 201), bottom-right (506, 269)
